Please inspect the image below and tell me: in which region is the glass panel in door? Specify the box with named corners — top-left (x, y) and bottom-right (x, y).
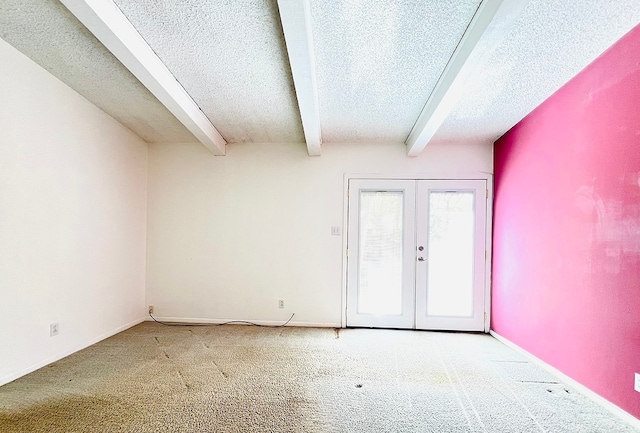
top-left (426, 191), bottom-right (475, 317)
top-left (357, 191), bottom-right (404, 315)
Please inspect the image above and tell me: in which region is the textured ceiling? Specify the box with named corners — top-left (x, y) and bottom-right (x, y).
top-left (113, 0), bottom-right (304, 144)
top-left (311, 0), bottom-right (481, 143)
top-left (433, 0), bottom-right (640, 143)
top-left (2, 0), bottom-right (639, 150)
top-left (0, 0), bottom-right (196, 143)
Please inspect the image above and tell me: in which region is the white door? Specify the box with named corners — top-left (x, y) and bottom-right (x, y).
top-left (346, 179), bottom-right (487, 331)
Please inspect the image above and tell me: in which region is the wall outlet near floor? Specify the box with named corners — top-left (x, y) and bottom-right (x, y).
top-left (331, 226), bottom-right (342, 236)
top-left (148, 305), bottom-right (154, 315)
top-left (278, 300), bottom-right (285, 309)
top-left (635, 373), bottom-right (640, 393)
top-left (50, 322), bottom-right (59, 337)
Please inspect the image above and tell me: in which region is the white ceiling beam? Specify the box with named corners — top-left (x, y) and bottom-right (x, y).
top-left (277, 0), bottom-right (322, 157)
top-left (60, 0), bottom-right (227, 155)
top-left (406, 0), bottom-right (530, 156)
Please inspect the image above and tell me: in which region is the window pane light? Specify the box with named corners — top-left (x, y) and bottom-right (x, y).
top-left (358, 191), bottom-right (404, 315)
top-left (427, 191), bottom-right (475, 317)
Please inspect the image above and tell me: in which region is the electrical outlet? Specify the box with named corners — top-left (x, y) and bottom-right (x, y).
top-left (331, 226), bottom-right (342, 236)
top-left (148, 305), bottom-right (154, 315)
top-left (278, 300), bottom-right (285, 309)
top-left (50, 322), bottom-right (59, 337)
top-left (635, 373), bottom-right (640, 393)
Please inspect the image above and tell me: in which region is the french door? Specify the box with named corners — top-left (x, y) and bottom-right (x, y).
top-left (345, 179), bottom-right (487, 331)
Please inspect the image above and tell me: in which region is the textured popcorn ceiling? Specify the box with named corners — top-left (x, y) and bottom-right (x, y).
top-left (310, 0), bottom-right (482, 143)
top-left (2, 0), bottom-right (639, 149)
top-left (0, 0), bottom-right (196, 143)
top-left (113, 0), bottom-right (304, 144)
top-left (433, 0), bottom-right (640, 143)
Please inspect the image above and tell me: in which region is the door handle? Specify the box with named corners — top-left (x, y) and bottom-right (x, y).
top-left (418, 257), bottom-right (426, 261)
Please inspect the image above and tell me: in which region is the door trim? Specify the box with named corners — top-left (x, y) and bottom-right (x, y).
top-left (340, 174), bottom-right (493, 332)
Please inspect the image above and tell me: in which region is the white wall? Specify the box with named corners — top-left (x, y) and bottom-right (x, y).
top-left (0, 39), bottom-right (148, 385)
top-left (147, 140), bottom-right (492, 326)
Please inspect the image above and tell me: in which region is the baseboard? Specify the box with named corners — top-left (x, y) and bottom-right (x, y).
top-left (146, 315), bottom-right (341, 328)
top-left (0, 317), bottom-right (145, 387)
top-left (490, 330), bottom-right (640, 429)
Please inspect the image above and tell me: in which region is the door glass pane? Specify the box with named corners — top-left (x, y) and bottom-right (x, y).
top-left (358, 191), bottom-right (403, 315)
top-left (427, 191), bottom-right (474, 317)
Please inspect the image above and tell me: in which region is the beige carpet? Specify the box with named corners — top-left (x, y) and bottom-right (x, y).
top-left (0, 323), bottom-right (636, 432)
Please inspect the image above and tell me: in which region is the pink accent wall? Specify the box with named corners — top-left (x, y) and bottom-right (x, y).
top-left (493, 25), bottom-right (640, 418)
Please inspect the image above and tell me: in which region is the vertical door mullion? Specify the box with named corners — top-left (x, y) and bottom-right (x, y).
top-left (414, 182), bottom-right (429, 329)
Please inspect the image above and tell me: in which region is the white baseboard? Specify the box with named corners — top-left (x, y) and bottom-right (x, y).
top-left (146, 315), bottom-right (341, 328)
top-left (0, 317), bottom-right (145, 387)
top-left (490, 331), bottom-right (640, 429)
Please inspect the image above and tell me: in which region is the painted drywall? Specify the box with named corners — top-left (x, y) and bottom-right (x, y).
top-left (0, 38), bottom-right (148, 385)
top-left (492, 25), bottom-right (640, 418)
top-left (146, 140), bottom-right (492, 326)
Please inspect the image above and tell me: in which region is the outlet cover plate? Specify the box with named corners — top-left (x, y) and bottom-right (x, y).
top-left (50, 322), bottom-right (59, 337)
top-left (635, 373), bottom-right (640, 393)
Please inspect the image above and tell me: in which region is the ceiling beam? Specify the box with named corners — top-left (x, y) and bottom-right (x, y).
top-left (277, 0), bottom-right (322, 156)
top-left (406, 0), bottom-right (530, 156)
top-left (60, 0), bottom-right (227, 155)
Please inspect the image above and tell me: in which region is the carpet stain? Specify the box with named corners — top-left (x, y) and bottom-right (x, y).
top-left (176, 370), bottom-right (190, 390)
top-left (211, 360), bottom-right (229, 378)
top-left (0, 395), bottom-right (139, 433)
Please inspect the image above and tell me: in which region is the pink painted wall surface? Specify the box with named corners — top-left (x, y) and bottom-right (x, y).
top-left (493, 24), bottom-right (640, 418)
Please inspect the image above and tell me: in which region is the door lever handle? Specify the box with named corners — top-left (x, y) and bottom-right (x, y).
top-left (418, 257), bottom-right (425, 261)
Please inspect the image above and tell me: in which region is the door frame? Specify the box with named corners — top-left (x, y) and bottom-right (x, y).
top-left (340, 174), bottom-right (494, 332)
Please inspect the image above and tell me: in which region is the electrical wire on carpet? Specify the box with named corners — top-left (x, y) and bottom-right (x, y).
top-left (148, 312), bottom-right (295, 328)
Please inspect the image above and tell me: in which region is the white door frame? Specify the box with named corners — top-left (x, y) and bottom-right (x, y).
top-left (340, 174), bottom-right (493, 332)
